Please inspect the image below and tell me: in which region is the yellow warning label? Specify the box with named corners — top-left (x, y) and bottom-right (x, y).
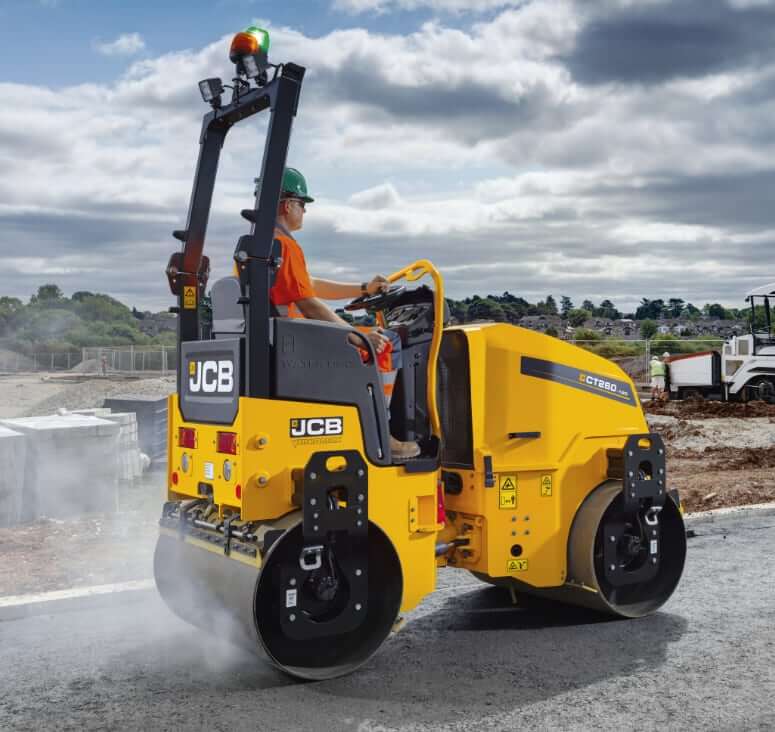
top-left (540, 474), bottom-right (553, 497)
top-left (183, 286), bottom-right (196, 309)
top-left (499, 474), bottom-right (517, 509)
top-left (506, 559), bottom-right (528, 572)
top-left (188, 361), bottom-right (196, 376)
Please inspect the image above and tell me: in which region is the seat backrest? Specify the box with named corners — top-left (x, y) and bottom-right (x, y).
top-left (211, 276), bottom-right (245, 338)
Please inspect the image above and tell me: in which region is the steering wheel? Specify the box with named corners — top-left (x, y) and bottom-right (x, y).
top-left (344, 284), bottom-right (406, 312)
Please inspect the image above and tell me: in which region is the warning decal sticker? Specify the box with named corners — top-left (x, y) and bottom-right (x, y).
top-left (521, 356), bottom-right (637, 406)
top-left (541, 474), bottom-right (553, 497)
top-left (499, 474), bottom-right (517, 509)
top-left (507, 559), bottom-right (528, 572)
top-left (183, 286), bottom-right (196, 309)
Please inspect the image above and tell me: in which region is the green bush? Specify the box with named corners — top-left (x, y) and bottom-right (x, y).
top-left (573, 328), bottom-right (602, 342)
top-left (640, 320), bottom-right (658, 339)
top-left (1, 287), bottom-right (173, 352)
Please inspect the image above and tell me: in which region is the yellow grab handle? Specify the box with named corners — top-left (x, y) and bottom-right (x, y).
top-left (385, 260), bottom-right (445, 439)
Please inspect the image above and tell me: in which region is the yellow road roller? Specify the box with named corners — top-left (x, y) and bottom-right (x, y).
top-left (155, 26), bottom-right (686, 680)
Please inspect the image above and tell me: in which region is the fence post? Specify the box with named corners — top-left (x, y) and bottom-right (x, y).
top-left (162, 347), bottom-right (167, 375)
top-left (130, 344), bottom-right (134, 373)
top-left (645, 340), bottom-right (651, 381)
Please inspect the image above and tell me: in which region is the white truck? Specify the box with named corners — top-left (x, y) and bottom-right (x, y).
top-left (667, 282), bottom-right (775, 403)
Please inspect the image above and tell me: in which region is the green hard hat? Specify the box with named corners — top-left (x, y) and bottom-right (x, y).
top-left (282, 167), bottom-right (314, 203)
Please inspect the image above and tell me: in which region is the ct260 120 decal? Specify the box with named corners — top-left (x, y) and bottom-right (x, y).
top-left (521, 356), bottom-right (637, 406)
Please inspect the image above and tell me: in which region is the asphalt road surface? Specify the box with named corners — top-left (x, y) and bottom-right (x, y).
top-left (1, 508), bottom-right (774, 731)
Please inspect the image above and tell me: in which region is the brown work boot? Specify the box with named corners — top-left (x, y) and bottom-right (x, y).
top-left (390, 435), bottom-right (421, 461)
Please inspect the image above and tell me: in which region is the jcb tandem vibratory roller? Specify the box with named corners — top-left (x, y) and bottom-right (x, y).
top-left (154, 25), bottom-right (686, 680)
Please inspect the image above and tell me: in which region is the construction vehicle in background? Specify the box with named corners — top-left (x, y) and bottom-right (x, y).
top-left (667, 282), bottom-right (775, 402)
top-left (154, 27), bottom-right (687, 681)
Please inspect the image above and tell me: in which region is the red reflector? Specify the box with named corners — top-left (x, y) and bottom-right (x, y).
top-left (171, 471), bottom-right (179, 486)
top-left (179, 427), bottom-right (196, 449)
top-left (217, 431), bottom-right (238, 455)
top-left (436, 481), bottom-right (446, 524)
top-left (235, 484), bottom-right (242, 500)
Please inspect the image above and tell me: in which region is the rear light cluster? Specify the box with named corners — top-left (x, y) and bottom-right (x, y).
top-left (178, 427), bottom-right (196, 449)
top-left (217, 431), bottom-right (238, 455)
top-left (177, 428), bottom-right (237, 454)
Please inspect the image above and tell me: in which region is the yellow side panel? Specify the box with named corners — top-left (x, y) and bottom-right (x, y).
top-left (444, 324), bottom-right (649, 588)
top-left (368, 468), bottom-right (439, 612)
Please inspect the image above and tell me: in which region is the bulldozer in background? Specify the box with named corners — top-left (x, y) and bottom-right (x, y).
top-left (154, 26), bottom-right (687, 681)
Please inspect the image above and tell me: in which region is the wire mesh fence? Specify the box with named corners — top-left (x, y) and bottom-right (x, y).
top-left (0, 351), bottom-right (83, 372)
top-left (81, 346), bottom-right (177, 375)
top-left (0, 346), bottom-right (177, 374)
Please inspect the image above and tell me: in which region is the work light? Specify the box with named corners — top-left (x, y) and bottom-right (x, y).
top-left (198, 77), bottom-right (224, 108)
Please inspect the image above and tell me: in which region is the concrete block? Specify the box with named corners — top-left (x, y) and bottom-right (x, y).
top-left (0, 415), bottom-right (120, 521)
top-left (99, 412), bottom-right (142, 480)
top-left (102, 397), bottom-right (168, 463)
top-left (69, 408), bottom-right (113, 418)
top-left (0, 426), bottom-right (26, 527)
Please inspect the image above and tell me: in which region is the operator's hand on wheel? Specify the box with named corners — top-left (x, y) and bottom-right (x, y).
top-left (365, 329), bottom-right (389, 354)
top-left (367, 275), bottom-right (389, 296)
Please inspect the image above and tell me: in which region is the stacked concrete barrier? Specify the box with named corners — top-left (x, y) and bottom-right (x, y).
top-left (0, 426), bottom-right (26, 527)
top-left (71, 408), bottom-right (143, 481)
top-left (103, 396), bottom-right (168, 465)
top-left (0, 415), bottom-right (120, 522)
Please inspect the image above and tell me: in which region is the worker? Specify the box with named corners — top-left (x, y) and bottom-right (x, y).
top-left (650, 354), bottom-right (667, 402)
top-left (268, 167), bottom-right (420, 460)
top-left (661, 352), bottom-right (671, 402)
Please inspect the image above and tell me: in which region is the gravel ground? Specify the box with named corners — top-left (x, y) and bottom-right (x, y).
top-left (643, 400), bottom-right (775, 511)
top-left (647, 414), bottom-right (775, 451)
top-left (0, 373), bottom-right (175, 419)
top-left (1, 508), bottom-right (774, 731)
top-left (22, 374), bottom-right (175, 417)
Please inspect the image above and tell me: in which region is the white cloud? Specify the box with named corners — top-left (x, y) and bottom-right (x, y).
top-left (728, 0), bottom-right (775, 8)
top-left (349, 183), bottom-right (403, 209)
top-left (333, 0), bottom-right (523, 13)
top-left (94, 33), bottom-right (146, 57)
top-left (2, 6), bottom-right (775, 312)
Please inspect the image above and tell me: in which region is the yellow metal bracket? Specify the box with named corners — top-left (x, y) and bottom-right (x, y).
top-left (408, 493), bottom-right (442, 533)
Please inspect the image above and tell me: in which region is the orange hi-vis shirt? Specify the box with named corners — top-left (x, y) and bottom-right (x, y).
top-left (271, 225), bottom-right (316, 318)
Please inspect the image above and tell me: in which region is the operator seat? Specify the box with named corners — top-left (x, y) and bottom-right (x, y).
top-left (211, 276), bottom-right (245, 338)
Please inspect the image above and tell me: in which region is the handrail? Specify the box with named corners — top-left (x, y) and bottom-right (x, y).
top-left (385, 259), bottom-right (445, 440)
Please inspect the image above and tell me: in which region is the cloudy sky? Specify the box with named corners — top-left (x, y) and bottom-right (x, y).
top-left (1, 0), bottom-right (775, 313)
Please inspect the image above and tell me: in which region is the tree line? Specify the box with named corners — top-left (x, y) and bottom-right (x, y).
top-left (0, 284), bottom-right (175, 355)
top-left (0, 284), bottom-right (759, 356)
top-left (440, 293), bottom-right (747, 327)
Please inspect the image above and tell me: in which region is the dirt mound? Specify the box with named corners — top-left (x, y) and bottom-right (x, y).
top-left (673, 445), bottom-right (775, 470)
top-left (645, 397), bottom-right (775, 419)
top-left (655, 419), bottom-right (704, 442)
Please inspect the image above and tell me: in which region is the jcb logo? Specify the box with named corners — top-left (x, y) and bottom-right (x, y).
top-left (290, 417), bottom-right (343, 438)
top-left (189, 360), bottom-right (234, 394)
